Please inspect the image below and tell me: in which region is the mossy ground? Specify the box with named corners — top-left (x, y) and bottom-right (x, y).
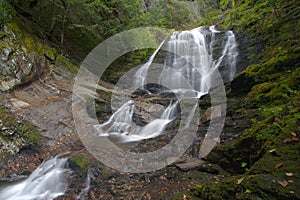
top-left (174, 0), bottom-right (300, 199)
top-left (0, 105), bottom-right (40, 152)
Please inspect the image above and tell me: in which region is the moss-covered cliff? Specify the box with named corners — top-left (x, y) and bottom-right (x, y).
top-left (176, 0), bottom-right (300, 199)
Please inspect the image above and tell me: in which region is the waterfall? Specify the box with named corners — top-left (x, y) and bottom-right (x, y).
top-left (0, 156), bottom-right (71, 200)
top-left (120, 101), bottom-right (179, 142)
top-left (95, 100), bottom-right (135, 137)
top-left (161, 101), bottom-right (179, 120)
top-left (95, 25), bottom-right (238, 143)
top-left (95, 101), bottom-right (179, 143)
top-left (159, 26), bottom-right (238, 95)
top-left (134, 41), bottom-right (165, 89)
top-left (77, 174), bottom-right (91, 200)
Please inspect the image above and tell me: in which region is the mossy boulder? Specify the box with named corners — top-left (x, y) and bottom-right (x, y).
top-left (69, 154), bottom-right (89, 177)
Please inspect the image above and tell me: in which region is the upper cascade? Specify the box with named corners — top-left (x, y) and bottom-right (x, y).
top-left (135, 25), bottom-right (238, 95)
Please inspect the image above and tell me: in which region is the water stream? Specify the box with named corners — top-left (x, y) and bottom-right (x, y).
top-left (0, 157), bottom-right (71, 200)
top-left (95, 25), bottom-right (238, 143)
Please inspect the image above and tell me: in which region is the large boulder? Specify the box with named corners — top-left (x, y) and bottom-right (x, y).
top-left (0, 25), bottom-right (49, 91)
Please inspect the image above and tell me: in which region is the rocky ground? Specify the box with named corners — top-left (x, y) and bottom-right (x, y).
top-left (0, 64), bottom-right (253, 199)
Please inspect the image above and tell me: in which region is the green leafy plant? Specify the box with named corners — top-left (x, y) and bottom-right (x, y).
top-left (241, 162), bottom-right (248, 168)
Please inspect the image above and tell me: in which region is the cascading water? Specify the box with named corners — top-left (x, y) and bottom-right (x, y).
top-left (134, 41), bottom-right (165, 89)
top-left (95, 100), bottom-right (179, 142)
top-left (120, 101), bottom-right (179, 142)
top-left (158, 26), bottom-right (238, 95)
top-left (95, 26), bottom-right (238, 143)
top-left (0, 156), bottom-right (71, 200)
top-left (95, 100), bottom-right (135, 137)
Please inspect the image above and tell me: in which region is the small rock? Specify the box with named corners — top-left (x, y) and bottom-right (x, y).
top-left (175, 158), bottom-right (205, 171)
top-left (10, 98), bottom-right (31, 111)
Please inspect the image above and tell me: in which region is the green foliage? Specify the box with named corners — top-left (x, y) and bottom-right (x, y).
top-left (241, 162), bottom-right (247, 168)
top-left (181, 1), bottom-right (300, 199)
top-left (0, 0), bottom-right (14, 26)
top-left (10, 0), bottom-right (199, 60)
top-left (20, 123), bottom-right (40, 145)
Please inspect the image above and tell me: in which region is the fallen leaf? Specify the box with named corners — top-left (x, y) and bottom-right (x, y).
top-left (277, 180), bottom-right (289, 187)
top-left (275, 163), bottom-right (284, 169)
top-left (183, 194), bottom-right (188, 200)
top-left (285, 172), bottom-right (294, 177)
top-left (284, 132), bottom-right (299, 143)
top-left (284, 138), bottom-right (293, 144)
top-left (288, 180), bottom-right (294, 183)
top-left (47, 96), bottom-right (60, 100)
top-left (269, 149), bottom-right (277, 155)
top-left (292, 136), bottom-right (299, 141)
top-left (237, 177), bottom-right (245, 185)
top-left (269, 149), bottom-right (276, 153)
top-left (291, 132), bottom-right (297, 137)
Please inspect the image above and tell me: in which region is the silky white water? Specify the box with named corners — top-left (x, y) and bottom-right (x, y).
top-left (0, 157), bottom-right (71, 200)
top-left (158, 26), bottom-right (238, 94)
top-left (96, 100), bottom-right (179, 142)
top-left (95, 26), bottom-right (238, 143)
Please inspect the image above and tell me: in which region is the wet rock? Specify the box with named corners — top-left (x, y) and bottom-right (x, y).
top-left (195, 164), bottom-right (220, 174)
top-left (133, 103), bottom-right (165, 125)
top-left (175, 158), bottom-right (205, 171)
top-left (230, 72), bottom-right (256, 95)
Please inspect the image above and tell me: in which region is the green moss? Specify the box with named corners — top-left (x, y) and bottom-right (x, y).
top-left (6, 21), bottom-right (79, 74)
top-left (55, 54), bottom-right (78, 73)
top-left (0, 105), bottom-right (40, 147)
top-left (101, 49), bottom-right (155, 84)
top-left (188, 165), bottom-right (300, 199)
top-left (179, 1), bottom-right (300, 199)
top-left (69, 155), bottom-right (88, 174)
top-left (0, 1), bottom-right (15, 26)
top-left (20, 123), bottom-right (40, 145)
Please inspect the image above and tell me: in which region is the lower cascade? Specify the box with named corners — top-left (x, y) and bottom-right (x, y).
top-left (94, 25), bottom-right (238, 142)
top-left (0, 157), bottom-right (71, 200)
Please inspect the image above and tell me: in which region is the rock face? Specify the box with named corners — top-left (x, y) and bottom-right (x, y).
top-left (0, 26), bottom-right (48, 91)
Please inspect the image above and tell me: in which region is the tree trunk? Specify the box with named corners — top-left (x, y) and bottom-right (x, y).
top-left (60, 2), bottom-right (69, 44)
